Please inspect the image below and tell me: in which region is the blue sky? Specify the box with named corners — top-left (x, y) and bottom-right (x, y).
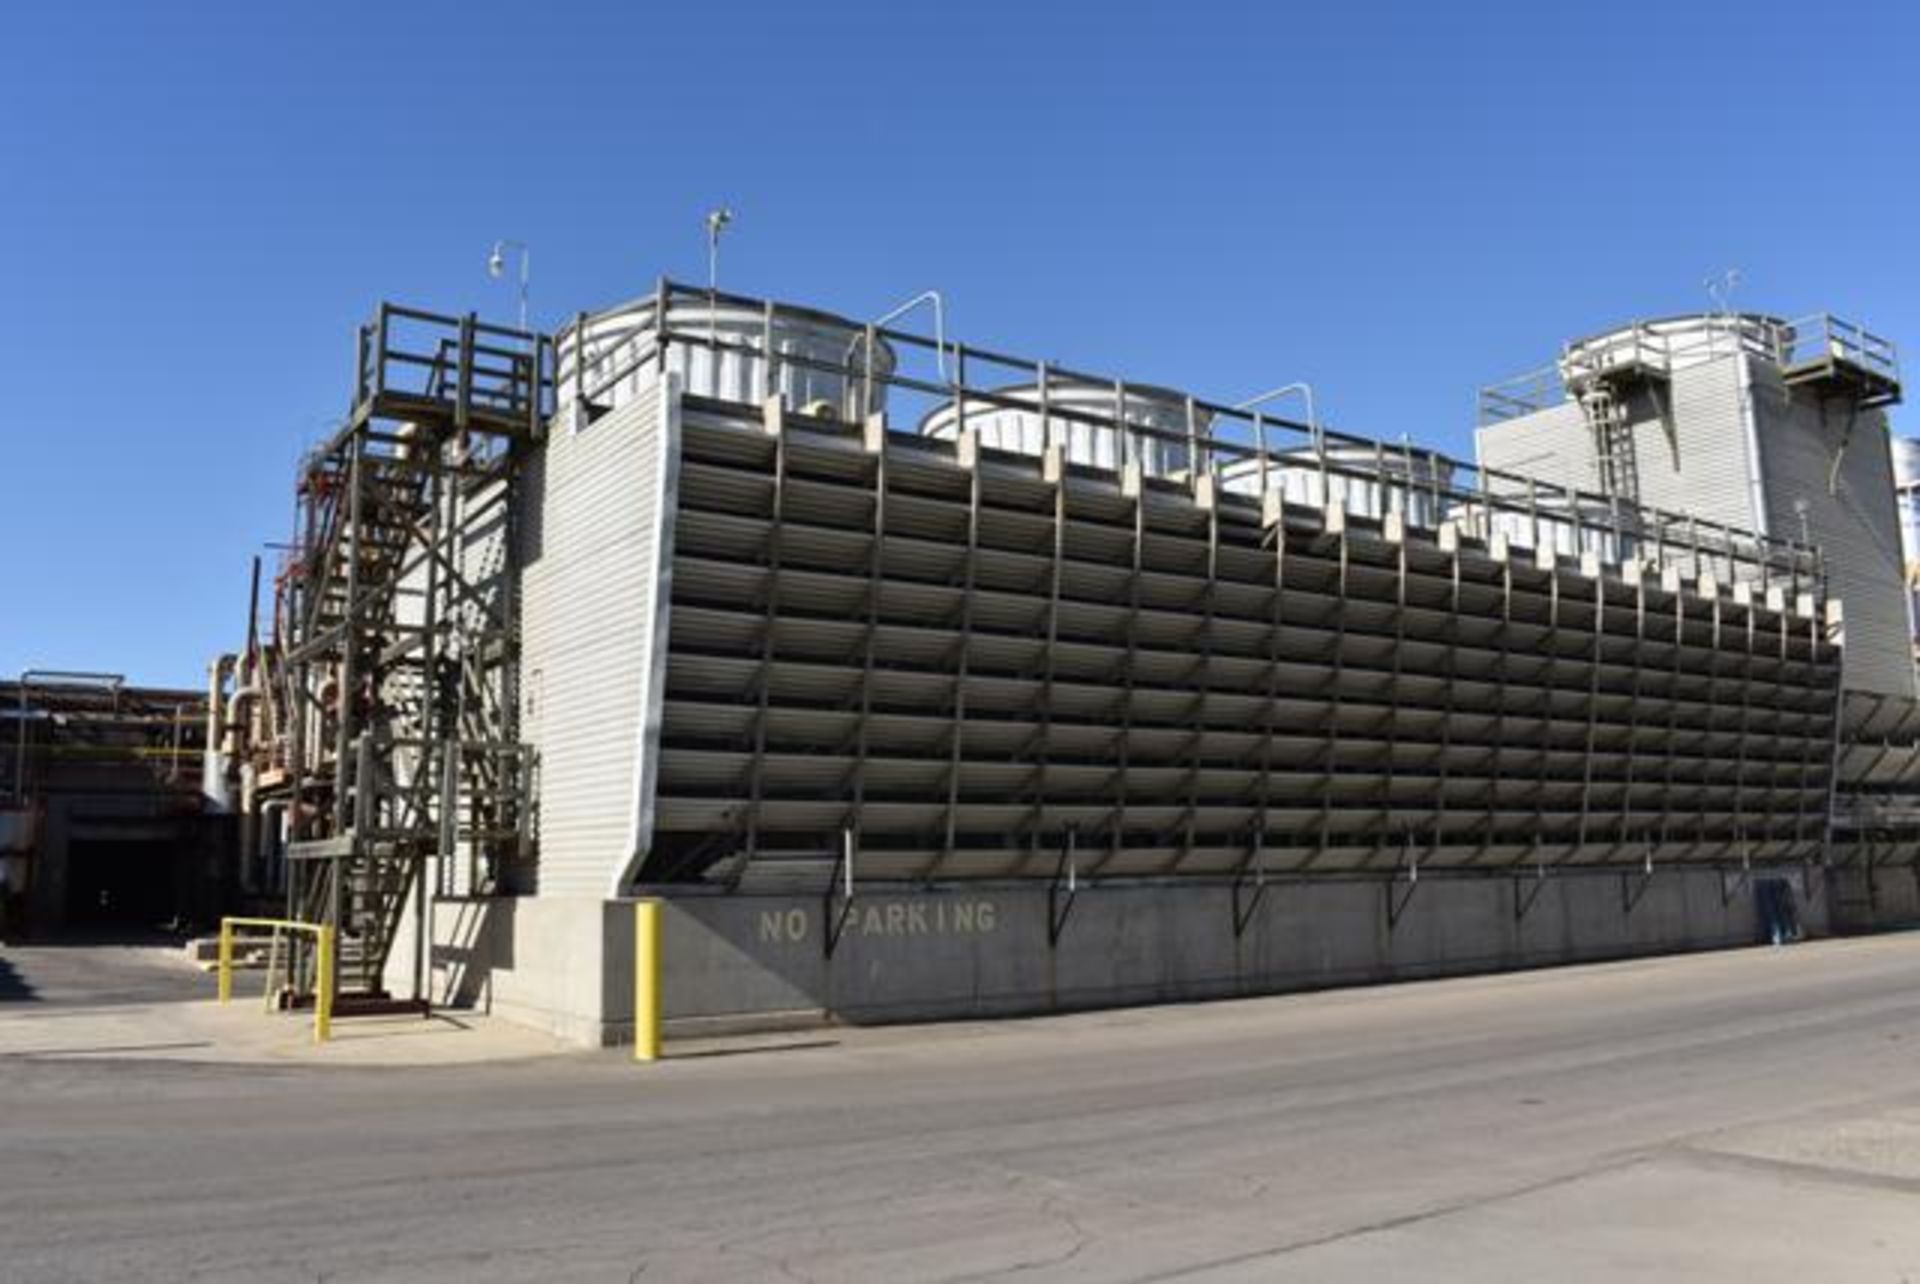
top-left (2, 0), bottom-right (1914, 686)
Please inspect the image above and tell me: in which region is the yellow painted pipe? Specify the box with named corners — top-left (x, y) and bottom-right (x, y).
top-left (216, 918), bottom-right (233, 1004)
top-left (634, 899), bottom-right (662, 1062)
top-left (314, 926), bottom-right (335, 1044)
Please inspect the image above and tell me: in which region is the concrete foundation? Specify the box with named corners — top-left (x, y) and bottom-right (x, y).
top-left (386, 895), bottom-right (632, 1046)
top-left (1826, 863), bottom-right (1920, 934)
top-left (395, 865), bottom-right (1836, 1047)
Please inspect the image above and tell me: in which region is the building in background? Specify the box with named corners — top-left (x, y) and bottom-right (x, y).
top-left (0, 674), bottom-right (227, 938)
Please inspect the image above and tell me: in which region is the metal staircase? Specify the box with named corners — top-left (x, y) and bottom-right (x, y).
top-left (276, 305), bottom-right (551, 1009)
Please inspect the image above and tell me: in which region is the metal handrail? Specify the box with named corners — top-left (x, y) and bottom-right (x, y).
top-left (357, 304), bottom-right (551, 431)
top-left (1484, 312), bottom-right (1898, 426)
top-left (216, 915), bottom-right (336, 1044)
top-left (549, 279), bottom-right (1822, 600)
top-left (1779, 313), bottom-right (1899, 382)
top-left (855, 290), bottom-right (950, 421)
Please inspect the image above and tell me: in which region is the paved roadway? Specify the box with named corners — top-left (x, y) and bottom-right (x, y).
top-left (0, 938), bottom-right (203, 1007)
top-left (3, 935), bottom-right (1919, 1282)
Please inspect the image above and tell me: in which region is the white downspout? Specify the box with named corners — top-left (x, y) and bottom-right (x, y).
top-left (1735, 348), bottom-right (1770, 539)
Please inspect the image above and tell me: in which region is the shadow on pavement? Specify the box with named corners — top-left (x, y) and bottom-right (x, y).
top-left (13, 928), bottom-right (192, 950)
top-left (0, 954), bottom-right (38, 1002)
top-left (0, 935), bottom-right (205, 1008)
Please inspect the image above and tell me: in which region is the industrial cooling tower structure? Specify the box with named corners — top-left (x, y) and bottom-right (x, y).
top-left (218, 282), bottom-right (1903, 1046)
top-left (1479, 311), bottom-right (1915, 928)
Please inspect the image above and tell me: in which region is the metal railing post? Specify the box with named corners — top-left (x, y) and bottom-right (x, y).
top-left (1038, 362), bottom-right (1052, 456)
top-left (954, 344), bottom-right (968, 442)
top-left (456, 314), bottom-right (476, 434)
top-left (654, 277), bottom-right (670, 381)
top-left (763, 299), bottom-right (777, 406)
top-left (863, 322), bottom-right (876, 425)
top-left (1185, 394), bottom-right (1199, 480)
top-left (372, 305), bottom-right (390, 400)
top-left (1254, 410), bottom-right (1269, 494)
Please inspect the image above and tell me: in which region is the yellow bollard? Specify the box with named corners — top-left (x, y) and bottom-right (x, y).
top-left (314, 925), bottom-right (335, 1044)
top-left (634, 899), bottom-right (662, 1062)
top-left (216, 918), bottom-right (233, 1005)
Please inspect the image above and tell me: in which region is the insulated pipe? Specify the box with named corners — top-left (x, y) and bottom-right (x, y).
top-left (206, 656), bottom-right (233, 747)
top-left (204, 655), bottom-right (236, 812)
top-left (224, 686), bottom-right (261, 755)
top-left (237, 761), bottom-right (260, 892)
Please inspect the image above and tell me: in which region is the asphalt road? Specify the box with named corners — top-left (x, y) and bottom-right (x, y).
top-left (3, 936), bottom-right (1920, 1282)
top-left (0, 938), bottom-right (203, 1007)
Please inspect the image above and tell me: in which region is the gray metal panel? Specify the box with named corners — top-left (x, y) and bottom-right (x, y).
top-left (1482, 351), bottom-right (1912, 700)
top-left (1751, 366), bottom-right (1914, 699)
top-left (1474, 354), bottom-right (1763, 536)
top-left (1474, 402), bottom-right (1589, 494)
top-left (1637, 357), bottom-right (1760, 533)
top-left (520, 382), bottom-right (670, 897)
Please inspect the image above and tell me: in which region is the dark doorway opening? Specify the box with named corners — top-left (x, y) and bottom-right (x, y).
top-left (64, 839), bottom-right (181, 930)
top-left (1755, 877), bottom-right (1802, 945)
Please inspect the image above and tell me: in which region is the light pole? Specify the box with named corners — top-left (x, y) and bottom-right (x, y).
top-left (705, 208), bottom-right (733, 295)
top-left (487, 239), bottom-right (530, 331)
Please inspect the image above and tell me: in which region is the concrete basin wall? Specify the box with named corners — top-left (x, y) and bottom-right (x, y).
top-left (397, 866), bottom-right (1832, 1046)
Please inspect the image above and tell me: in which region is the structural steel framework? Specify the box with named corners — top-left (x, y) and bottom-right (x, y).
top-left (262, 306), bottom-right (550, 1001)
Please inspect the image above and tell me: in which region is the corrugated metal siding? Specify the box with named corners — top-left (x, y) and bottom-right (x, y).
top-left (1751, 366), bottom-right (1914, 699)
top-left (519, 381), bottom-right (674, 897)
top-left (1637, 357), bottom-right (1759, 532)
top-left (1475, 354), bottom-right (1763, 539)
top-left (1475, 403), bottom-right (1589, 494)
top-left (1482, 352), bottom-right (1914, 711)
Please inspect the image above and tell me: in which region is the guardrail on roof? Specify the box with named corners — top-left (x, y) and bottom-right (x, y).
top-left (557, 280), bottom-right (1826, 607)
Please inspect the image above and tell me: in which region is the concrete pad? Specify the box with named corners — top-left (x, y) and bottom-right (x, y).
top-left (1185, 1153), bottom-right (1920, 1281)
top-left (0, 994), bottom-right (573, 1066)
top-left (1703, 1103), bottom-right (1920, 1184)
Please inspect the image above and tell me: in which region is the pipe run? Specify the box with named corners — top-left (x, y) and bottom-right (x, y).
top-left (204, 654), bottom-right (237, 812)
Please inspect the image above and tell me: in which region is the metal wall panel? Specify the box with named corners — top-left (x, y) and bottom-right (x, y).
top-left (1642, 357), bottom-right (1760, 532)
top-left (1474, 402), bottom-right (1589, 493)
top-left (1474, 353), bottom-right (1762, 536)
top-left (1751, 366), bottom-right (1913, 699)
top-left (519, 382), bottom-right (669, 896)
